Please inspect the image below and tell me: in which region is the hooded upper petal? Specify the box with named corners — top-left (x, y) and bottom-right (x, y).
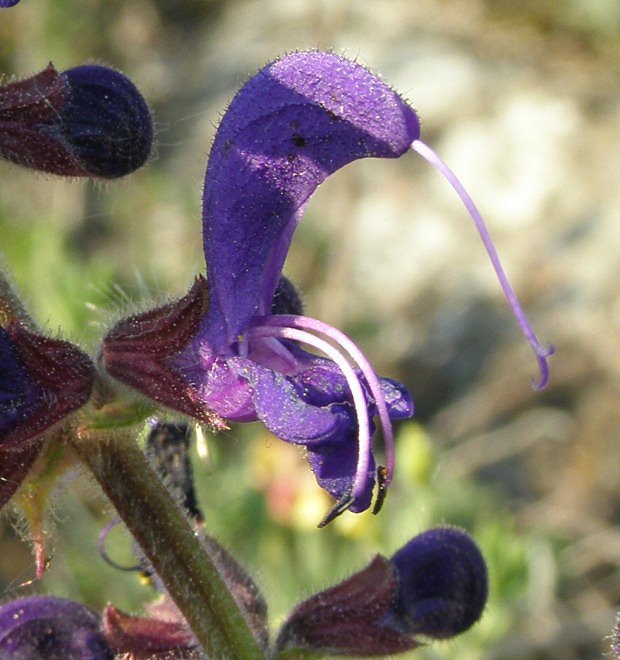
top-left (201, 51), bottom-right (419, 349)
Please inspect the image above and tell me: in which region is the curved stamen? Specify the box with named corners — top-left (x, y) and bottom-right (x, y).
top-left (257, 335), bottom-right (300, 371)
top-left (411, 139), bottom-right (554, 389)
top-left (257, 314), bottom-right (396, 489)
top-left (248, 324), bottom-right (373, 513)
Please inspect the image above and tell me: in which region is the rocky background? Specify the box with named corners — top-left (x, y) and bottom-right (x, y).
top-left (1, 1), bottom-right (619, 658)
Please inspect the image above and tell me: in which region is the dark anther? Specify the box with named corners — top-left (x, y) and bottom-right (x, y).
top-left (372, 465), bottom-right (388, 515)
top-left (270, 275), bottom-right (304, 316)
top-left (318, 492), bottom-right (354, 528)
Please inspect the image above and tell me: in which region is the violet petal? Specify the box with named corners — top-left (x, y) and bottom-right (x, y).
top-left (232, 357), bottom-right (352, 444)
top-left (306, 439), bottom-right (376, 514)
top-left (201, 51), bottom-right (419, 349)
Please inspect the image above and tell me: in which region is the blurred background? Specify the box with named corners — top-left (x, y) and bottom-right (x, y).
top-left (1, 0), bottom-right (619, 657)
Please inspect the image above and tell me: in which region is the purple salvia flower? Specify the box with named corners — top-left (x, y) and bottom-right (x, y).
top-left (0, 596), bottom-right (112, 658)
top-left (104, 50), bottom-right (551, 524)
top-left (0, 63), bottom-right (152, 177)
top-left (274, 526), bottom-right (488, 656)
top-left (183, 51), bottom-right (419, 523)
top-left (0, 0), bottom-right (20, 6)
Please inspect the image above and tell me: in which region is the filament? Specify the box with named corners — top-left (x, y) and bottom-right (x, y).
top-left (259, 314), bottom-right (396, 487)
top-left (248, 324), bottom-right (373, 511)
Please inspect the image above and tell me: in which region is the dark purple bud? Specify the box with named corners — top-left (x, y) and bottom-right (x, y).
top-left (0, 63), bottom-right (152, 178)
top-left (145, 420), bottom-right (203, 522)
top-left (270, 275), bottom-right (304, 316)
top-left (275, 555), bottom-right (417, 657)
top-left (101, 605), bottom-right (195, 659)
top-left (201, 535), bottom-right (269, 651)
top-left (390, 527), bottom-right (488, 639)
top-left (0, 596), bottom-right (111, 659)
top-left (101, 276), bottom-right (226, 430)
top-left (1, 321), bottom-right (95, 449)
top-left (0, 325), bottom-right (40, 441)
top-left (59, 65), bottom-right (153, 177)
top-left (275, 527), bottom-right (487, 657)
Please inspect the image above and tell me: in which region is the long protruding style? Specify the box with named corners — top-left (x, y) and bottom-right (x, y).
top-left (412, 139), bottom-right (554, 388)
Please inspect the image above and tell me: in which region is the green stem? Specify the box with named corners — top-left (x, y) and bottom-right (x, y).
top-left (70, 428), bottom-right (264, 660)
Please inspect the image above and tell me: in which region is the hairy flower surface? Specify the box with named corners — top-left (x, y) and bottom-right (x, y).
top-left (388, 527), bottom-right (488, 638)
top-left (105, 51), bottom-right (416, 523)
top-left (0, 322), bottom-right (94, 448)
top-left (104, 50), bottom-right (551, 524)
top-left (275, 526), bottom-right (488, 656)
top-left (0, 596), bottom-right (111, 659)
top-left (0, 63), bottom-right (152, 177)
top-left (0, 322), bottom-right (95, 508)
top-left (102, 604), bottom-right (196, 659)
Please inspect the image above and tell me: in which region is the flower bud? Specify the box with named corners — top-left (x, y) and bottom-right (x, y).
top-left (101, 605), bottom-right (195, 658)
top-left (274, 526), bottom-right (487, 657)
top-left (390, 526), bottom-right (488, 639)
top-left (0, 63), bottom-right (152, 177)
top-left (1, 322), bottom-right (95, 449)
top-left (145, 420), bottom-right (203, 522)
top-left (0, 596), bottom-right (111, 658)
top-left (270, 275), bottom-right (304, 316)
top-left (101, 276), bottom-right (225, 430)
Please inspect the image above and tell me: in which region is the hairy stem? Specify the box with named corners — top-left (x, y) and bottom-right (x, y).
top-left (70, 428), bottom-right (264, 660)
